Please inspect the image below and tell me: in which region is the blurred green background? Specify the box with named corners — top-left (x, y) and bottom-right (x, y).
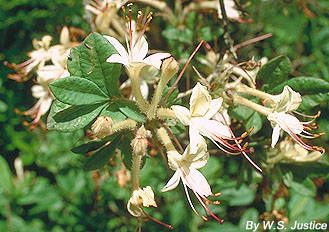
top-left (0, 0), bottom-right (328, 231)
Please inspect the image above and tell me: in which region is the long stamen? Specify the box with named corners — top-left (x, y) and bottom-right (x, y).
top-left (142, 210), bottom-right (173, 230)
top-left (193, 191), bottom-right (224, 224)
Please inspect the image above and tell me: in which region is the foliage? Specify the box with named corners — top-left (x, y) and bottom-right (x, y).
top-left (1, 0), bottom-right (329, 231)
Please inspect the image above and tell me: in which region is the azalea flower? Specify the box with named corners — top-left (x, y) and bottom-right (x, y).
top-left (127, 186), bottom-right (157, 217)
top-left (5, 35), bottom-right (53, 82)
top-left (162, 141), bottom-right (224, 223)
top-left (105, 21), bottom-right (170, 70)
top-left (267, 112), bottom-right (324, 153)
top-left (172, 83), bottom-right (250, 154)
top-left (106, 15), bottom-right (170, 98)
top-left (24, 64), bottom-right (69, 124)
top-left (5, 27), bottom-right (73, 82)
top-left (267, 86), bottom-right (324, 153)
top-left (85, 0), bottom-right (127, 37)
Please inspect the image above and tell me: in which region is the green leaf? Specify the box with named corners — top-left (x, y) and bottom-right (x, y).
top-left (68, 32), bottom-right (121, 96)
top-left (71, 140), bottom-right (107, 154)
top-left (47, 100), bottom-right (105, 132)
top-left (84, 136), bottom-right (120, 170)
top-left (49, 76), bottom-right (108, 105)
top-left (71, 134), bottom-right (119, 154)
top-left (257, 55), bottom-right (292, 90)
top-left (0, 156), bottom-right (13, 193)
top-left (101, 105), bottom-right (127, 122)
top-left (245, 112), bottom-right (264, 135)
top-left (270, 77), bottom-right (329, 95)
top-left (112, 99), bottom-right (146, 122)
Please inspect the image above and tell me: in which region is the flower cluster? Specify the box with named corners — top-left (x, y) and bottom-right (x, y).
top-left (5, 27), bottom-right (77, 126)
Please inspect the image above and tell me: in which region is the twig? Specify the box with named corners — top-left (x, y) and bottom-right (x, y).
top-left (233, 33), bottom-right (272, 51)
top-left (218, 0), bottom-right (236, 58)
top-left (162, 40), bottom-right (204, 103)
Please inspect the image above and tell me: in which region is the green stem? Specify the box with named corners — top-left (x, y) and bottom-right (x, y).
top-left (131, 153), bottom-right (142, 190)
top-left (147, 77), bottom-right (171, 120)
top-left (234, 95), bottom-right (272, 116)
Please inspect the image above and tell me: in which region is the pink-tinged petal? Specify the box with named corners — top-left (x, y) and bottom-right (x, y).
top-left (39, 97), bottom-right (52, 115)
top-left (189, 123), bottom-right (205, 154)
top-left (271, 124), bottom-right (281, 148)
top-left (104, 36), bottom-right (129, 58)
top-left (171, 105), bottom-right (190, 126)
top-left (106, 54), bottom-right (128, 66)
top-left (37, 65), bottom-right (65, 83)
top-left (162, 171), bottom-right (181, 192)
top-left (271, 112), bottom-right (303, 134)
top-left (204, 98), bottom-right (223, 119)
top-left (143, 53), bottom-right (171, 69)
top-left (190, 83), bottom-right (211, 117)
top-left (183, 168), bottom-right (212, 197)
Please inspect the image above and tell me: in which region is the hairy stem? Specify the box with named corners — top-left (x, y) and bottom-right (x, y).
top-left (131, 153), bottom-right (142, 190)
top-left (128, 68), bottom-right (150, 113)
top-left (156, 127), bottom-right (176, 152)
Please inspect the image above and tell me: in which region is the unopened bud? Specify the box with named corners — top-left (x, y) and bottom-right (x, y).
top-left (131, 125), bottom-right (150, 155)
top-left (91, 116), bottom-right (113, 138)
top-left (161, 57), bottom-right (179, 81)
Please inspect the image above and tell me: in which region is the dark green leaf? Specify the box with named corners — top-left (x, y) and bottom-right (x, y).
top-left (49, 76), bottom-right (108, 105)
top-left (68, 33), bottom-right (121, 96)
top-left (84, 136), bottom-right (120, 170)
top-left (48, 101), bottom-right (105, 132)
top-left (257, 55), bottom-right (292, 90)
top-left (71, 140), bottom-right (107, 154)
top-left (270, 77), bottom-right (329, 95)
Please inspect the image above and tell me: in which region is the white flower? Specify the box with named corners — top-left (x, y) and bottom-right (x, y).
top-left (106, 21), bottom-right (170, 69)
top-left (162, 142), bottom-right (224, 223)
top-left (271, 86), bottom-right (302, 112)
top-left (127, 186), bottom-right (157, 217)
top-left (172, 82), bottom-right (239, 154)
top-left (267, 86), bottom-right (324, 153)
top-left (267, 112), bottom-right (324, 153)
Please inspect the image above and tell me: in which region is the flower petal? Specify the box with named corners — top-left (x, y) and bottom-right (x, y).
top-left (31, 85), bottom-right (48, 98)
top-left (143, 52), bottom-right (171, 69)
top-left (189, 122), bottom-right (205, 154)
top-left (162, 171), bottom-right (181, 192)
top-left (104, 36), bottom-right (129, 59)
top-left (106, 54), bottom-right (129, 66)
top-left (132, 36), bottom-right (148, 61)
top-left (183, 168), bottom-right (212, 197)
top-left (197, 118), bottom-right (232, 139)
top-left (171, 105), bottom-right (191, 126)
top-left (271, 124), bottom-right (281, 148)
top-left (204, 98), bottom-right (223, 119)
top-left (140, 80), bottom-right (149, 99)
top-left (190, 83), bottom-right (211, 117)
top-left (39, 97), bottom-right (53, 115)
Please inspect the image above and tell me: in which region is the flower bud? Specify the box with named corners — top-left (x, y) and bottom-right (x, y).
top-left (161, 57), bottom-right (179, 81)
top-left (127, 186), bottom-right (157, 217)
top-left (91, 116), bottom-right (113, 139)
top-left (60, 26), bottom-right (70, 47)
top-left (131, 125), bottom-right (150, 156)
